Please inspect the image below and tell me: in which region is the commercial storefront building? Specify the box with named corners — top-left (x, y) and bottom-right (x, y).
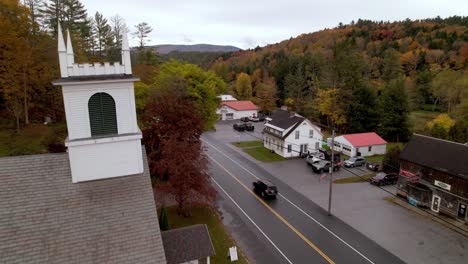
top-left (397, 134), bottom-right (468, 223)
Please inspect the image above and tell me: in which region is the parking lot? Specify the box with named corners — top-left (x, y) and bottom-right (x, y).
top-left (206, 120), bottom-right (468, 264)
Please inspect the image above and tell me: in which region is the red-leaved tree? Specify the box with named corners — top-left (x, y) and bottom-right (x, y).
top-left (142, 88), bottom-right (216, 216)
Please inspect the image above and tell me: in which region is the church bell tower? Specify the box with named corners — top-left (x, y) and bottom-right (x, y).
top-left (53, 24), bottom-right (143, 183)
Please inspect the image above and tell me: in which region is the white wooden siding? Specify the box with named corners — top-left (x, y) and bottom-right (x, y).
top-left (62, 80), bottom-right (139, 140)
top-left (68, 139), bottom-right (144, 183)
top-left (329, 136), bottom-right (387, 157)
top-left (263, 120), bottom-right (323, 158)
top-left (216, 105), bottom-right (258, 120)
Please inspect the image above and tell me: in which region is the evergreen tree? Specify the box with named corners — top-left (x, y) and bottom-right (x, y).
top-left (377, 78), bottom-right (411, 142)
top-left (285, 64), bottom-right (308, 109)
top-left (92, 11), bottom-right (112, 59)
top-left (133, 22), bottom-right (152, 49)
top-left (382, 145), bottom-right (401, 172)
top-left (381, 49), bottom-right (403, 82)
top-left (62, 0), bottom-right (87, 32)
top-left (41, 0), bottom-right (88, 34)
top-left (158, 207), bottom-right (169, 231)
top-left (346, 85), bottom-right (379, 133)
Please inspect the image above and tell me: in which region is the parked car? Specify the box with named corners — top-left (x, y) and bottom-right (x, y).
top-left (311, 160), bottom-right (340, 173)
top-left (369, 172), bottom-right (399, 186)
top-left (366, 162), bottom-right (380, 171)
top-left (248, 116), bottom-right (260, 122)
top-left (343, 157), bottom-right (366, 168)
top-left (306, 151), bottom-right (324, 166)
top-left (245, 123), bottom-right (254, 131)
top-left (240, 117), bottom-right (249, 122)
top-left (253, 179), bottom-right (278, 199)
top-left (233, 123), bottom-right (246, 131)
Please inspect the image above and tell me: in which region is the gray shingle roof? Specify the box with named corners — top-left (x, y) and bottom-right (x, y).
top-left (400, 134), bottom-right (468, 179)
top-left (161, 224), bottom-right (215, 264)
top-left (265, 109), bottom-right (305, 139)
top-left (0, 152), bottom-right (166, 264)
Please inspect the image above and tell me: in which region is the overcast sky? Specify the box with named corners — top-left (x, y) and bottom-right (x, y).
top-left (81, 0), bottom-right (467, 49)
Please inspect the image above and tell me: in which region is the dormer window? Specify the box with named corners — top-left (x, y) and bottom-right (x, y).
top-left (88, 92), bottom-right (118, 136)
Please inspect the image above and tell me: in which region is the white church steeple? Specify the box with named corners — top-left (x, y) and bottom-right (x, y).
top-left (57, 24), bottom-right (68, 78)
top-left (66, 29), bottom-right (75, 65)
top-left (53, 26), bottom-right (143, 183)
top-left (121, 29), bottom-right (132, 74)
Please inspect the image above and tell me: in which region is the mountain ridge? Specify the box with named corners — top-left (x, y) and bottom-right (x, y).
top-left (148, 44), bottom-right (241, 54)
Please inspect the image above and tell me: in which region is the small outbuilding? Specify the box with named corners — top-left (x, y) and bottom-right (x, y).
top-left (329, 132), bottom-right (387, 157)
top-left (162, 224), bottom-right (215, 264)
top-left (216, 100), bottom-right (258, 120)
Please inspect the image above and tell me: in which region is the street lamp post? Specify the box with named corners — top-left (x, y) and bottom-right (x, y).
top-left (328, 129), bottom-right (335, 216)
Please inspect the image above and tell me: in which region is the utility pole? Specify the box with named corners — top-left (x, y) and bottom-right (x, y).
top-left (328, 129), bottom-right (335, 216)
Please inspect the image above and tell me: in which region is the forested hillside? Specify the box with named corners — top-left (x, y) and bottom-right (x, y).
top-left (209, 17), bottom-right (468, 142)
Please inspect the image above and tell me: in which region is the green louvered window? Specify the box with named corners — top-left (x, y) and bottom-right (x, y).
top-left (88, 92), bottom-right (118, 136)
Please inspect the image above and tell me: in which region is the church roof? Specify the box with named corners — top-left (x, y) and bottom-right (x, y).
top-left (0, 152), bottom-right (166, 264)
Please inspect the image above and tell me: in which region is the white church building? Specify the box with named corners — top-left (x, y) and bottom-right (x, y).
top-left (0, 24), bottom-right (215, 263)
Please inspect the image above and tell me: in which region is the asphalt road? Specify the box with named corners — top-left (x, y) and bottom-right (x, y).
top-left (203, 134), bottom-right (404, 264)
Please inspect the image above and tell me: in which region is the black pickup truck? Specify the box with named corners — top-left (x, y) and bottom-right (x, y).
top-left (252, 180), bottom-right (278, 199)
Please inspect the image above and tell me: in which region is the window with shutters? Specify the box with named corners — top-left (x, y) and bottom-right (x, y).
top-left (88, 92), bottom-right (118, 136)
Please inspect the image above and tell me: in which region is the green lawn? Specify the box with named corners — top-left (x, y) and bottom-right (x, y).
top-left (409, 110), bottom-right (440, 133)
top-left (231, 140), bottom-right (263, 148)
top-left (243, 147), bottom-right (287, 162)
top-left (232, 140), bottom-right (286, 162)
top-left (166, 205), bottom-right (248, 264)
top-left (0, 122), bottom-right (67, 157)
top-left (333, 173), bottom-right (376, 184)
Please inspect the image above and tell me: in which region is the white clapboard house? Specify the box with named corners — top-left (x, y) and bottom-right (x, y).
top-left (328, 132), bottom-right (387, 157)
top-left (263, 109), bottom-right (323, 158)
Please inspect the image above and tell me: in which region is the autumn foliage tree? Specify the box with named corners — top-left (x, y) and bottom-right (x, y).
top-left (142, 88), bottom-right (216, 216)
top-left (235, 72), bottom-right (252, 99)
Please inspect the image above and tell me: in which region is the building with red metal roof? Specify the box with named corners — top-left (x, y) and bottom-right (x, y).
top-left (216, 100), bottom-right (258, 120)
top-left (328, 132), bottom-right (387, 157)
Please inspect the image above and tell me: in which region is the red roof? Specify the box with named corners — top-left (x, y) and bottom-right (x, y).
top-left (222, 101), bottom-right (258, 111)
top-left (342, 132), bottom-right (387, 147)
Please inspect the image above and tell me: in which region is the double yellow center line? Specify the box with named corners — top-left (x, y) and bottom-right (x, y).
top-left (208, 155), bottom-right (335, 264)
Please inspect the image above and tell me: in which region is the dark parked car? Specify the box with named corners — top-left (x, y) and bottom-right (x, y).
top-left (343, 157), bottom-right (366, 168)
top-left (370, 172), bottom-right (399, 186)
top-left (253, 179), bottom-right (278, 199)
top-left (233, 122), bottom-right (254, 132)
top-left (240, 117), bottom-right (250, 122)
top-left (245, 123), bottom-right (254, 131)
top-left (311, 160), bottom-right (340, 173)
top-left (366, 162), bottom-right (380, 171)
top-left (233, 123), bottom-right (246, 131)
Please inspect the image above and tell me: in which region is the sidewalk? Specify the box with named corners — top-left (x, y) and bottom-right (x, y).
top-left (390, 197), bottom-right (468, 237)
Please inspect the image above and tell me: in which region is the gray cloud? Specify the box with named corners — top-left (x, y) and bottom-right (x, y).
top-left (81, 0), bottom-right (467, 49)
